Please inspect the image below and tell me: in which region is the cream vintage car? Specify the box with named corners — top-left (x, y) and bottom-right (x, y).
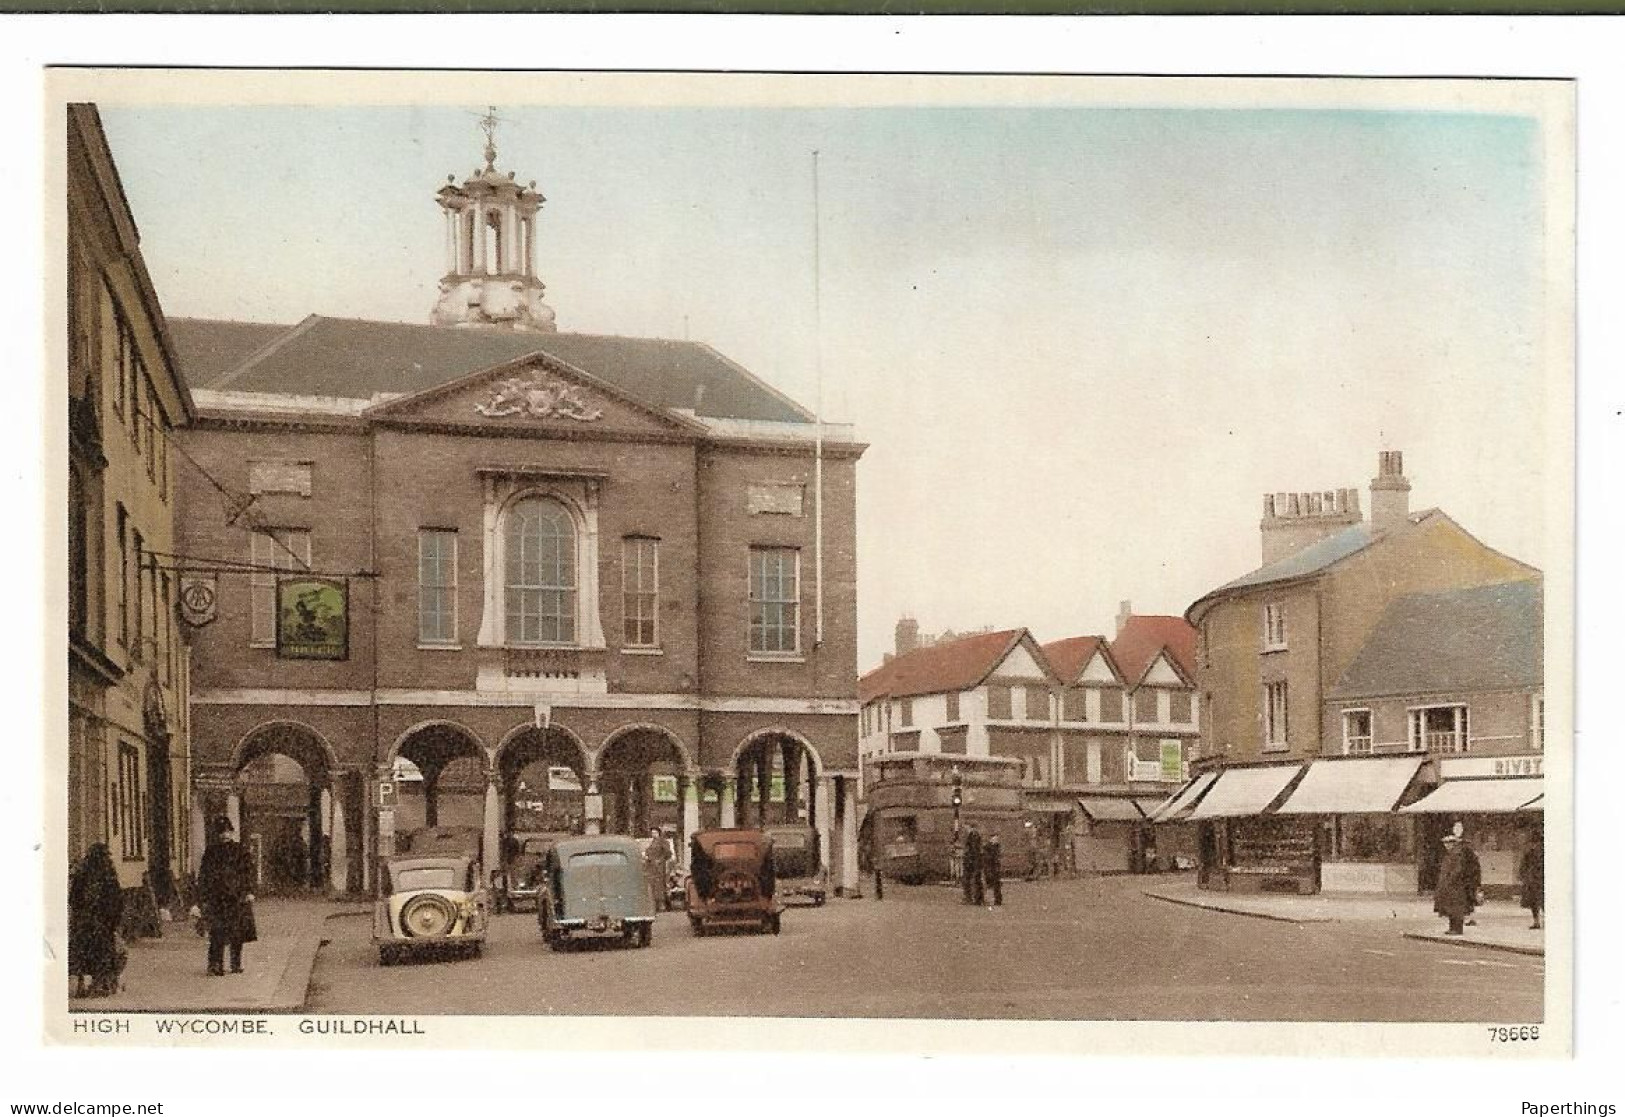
top-left (375, 854), bottom-right (489, 965)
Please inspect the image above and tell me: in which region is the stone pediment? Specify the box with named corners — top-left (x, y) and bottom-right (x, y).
top-left (365, 352), bottom-right (704, 439)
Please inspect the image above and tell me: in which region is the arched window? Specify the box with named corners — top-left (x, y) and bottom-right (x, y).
top-left (504, 497), bottom-right (576, 645)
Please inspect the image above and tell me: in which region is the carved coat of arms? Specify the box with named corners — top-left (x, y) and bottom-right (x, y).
top-left (475, 375), bottom-right (604, 422)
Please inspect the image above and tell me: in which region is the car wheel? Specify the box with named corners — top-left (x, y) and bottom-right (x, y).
top-left (770, 912), bottom-right (782, 935)
top-left (468, 941), bottom-right (483, 959)
top-left (813, 895), bottom-right (825, 907)
top-left (638, 923), bottom-right (652, 948)
top-left (689, 916), bottom-right (704, 937)
top-left (378, 945), bottom-right (397, 967)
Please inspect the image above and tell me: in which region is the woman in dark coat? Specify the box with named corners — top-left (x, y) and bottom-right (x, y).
top-left (68, 844), bottom-right (124, 997)
top-left (1433, 833), bottom-right (1475, 935)
top-left (1519, 834), bottom-right (1544, 930)
top-left (197, 817), bottom-right (257, 976)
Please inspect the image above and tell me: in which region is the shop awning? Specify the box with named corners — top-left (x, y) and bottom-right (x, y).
top-left (1186, 764), bottom-right (1305, 820)
top-left (1399, 777), bottom-right (1544, 814)
top-left (1273, 756), bottom-right (1425, 815)
top-left (1077, 797), bottom-right (1147, 823)
top-left (1521, 795), bottom-right (1544, 812)
top-left (1133, 798), bottom-right (1168, 819)
top-left (1146, 771), bottom-right (1218, 822)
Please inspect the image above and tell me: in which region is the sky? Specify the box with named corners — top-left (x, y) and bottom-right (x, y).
top-left (98, 89), bottom-right (1557, 671)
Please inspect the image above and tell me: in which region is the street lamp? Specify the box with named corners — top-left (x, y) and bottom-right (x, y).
top-left (949, 765), bottom-right (963, 884)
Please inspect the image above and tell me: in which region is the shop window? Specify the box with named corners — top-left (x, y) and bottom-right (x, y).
top-left (1342, 709), bottom-right (1373, 755)
top-left (621, 536), bottom-right (659, 647)
top-left (1409, 704), bottom-right (1467, 754)
top-left (747, 546), bottom-right (799, 655)
top-left (1263, 602), bottom-right (1287, 651)
top-left (1263, 681), bottom-right (1289, 751)
top-left (418, 529), bottom-right (458, 645)
top-left (1334, 815), bottom-right (1414, 863)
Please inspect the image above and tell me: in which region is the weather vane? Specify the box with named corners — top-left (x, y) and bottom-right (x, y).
top-left (477, 105), bottom-right (502, 171)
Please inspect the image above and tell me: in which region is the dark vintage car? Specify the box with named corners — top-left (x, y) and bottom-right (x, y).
top-left (374, 854), bottom-right (489, 965)
top-left (537, 835), bottom-right (657, 950)
top-left (494, 832), bottom-right (573, 913)
top-left (686, 828), bottom-right (783, 936)
top-left (764, 824), bottom-right (827, 906)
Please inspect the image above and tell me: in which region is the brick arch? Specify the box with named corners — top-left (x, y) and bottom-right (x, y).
top-left (231, 719), bottom-right (341, 778)
top-left (728, 726), bottom-right (824, 781)
top-left (386, 718), bottom-right (490, 767)
top-left (595, 722), bottom-right (695, 775)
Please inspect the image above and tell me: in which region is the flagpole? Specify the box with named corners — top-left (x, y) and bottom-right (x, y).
top-left (812, 149), bottom-right (825, 650)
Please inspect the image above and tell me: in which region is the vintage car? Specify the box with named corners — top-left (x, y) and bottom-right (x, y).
top-left (494, 832), bottom-right (572, 913)
top-left (374, 853), bottom-right (489, 965)
top-left (537, 835), bottom-right (657, 950)
top-left (686, 828), bottom-right (783, 936)
top-left (764, 824), bottom-right (827, 906)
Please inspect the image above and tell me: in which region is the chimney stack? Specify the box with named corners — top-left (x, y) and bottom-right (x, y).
top-left (895, 615), bottom-right (920, 657)
top-left (1116, 600), bottom-right (1133, 636)
top-left (1369, 450), bottom-right (1412, 533)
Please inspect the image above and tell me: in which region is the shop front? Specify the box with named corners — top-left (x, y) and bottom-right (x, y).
top-left (1400, 756), bottom-right (1543, 899)
top-left (1182, 763), bottom-right (1314, 894)
top-left (1272, 755), bottom-right (1430, 894)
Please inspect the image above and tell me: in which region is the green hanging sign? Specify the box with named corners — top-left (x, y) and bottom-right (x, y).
top-left (276, 577), bottom-right (348, 660)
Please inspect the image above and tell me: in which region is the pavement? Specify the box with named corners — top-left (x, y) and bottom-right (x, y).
top-left (69, 897), bottom-right (361, 1014)
top-left (1141, 877), bottom-right (1545, 956)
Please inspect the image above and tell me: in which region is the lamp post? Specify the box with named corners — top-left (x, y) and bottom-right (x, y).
top-left (949, 765), bottom-right (963, 884)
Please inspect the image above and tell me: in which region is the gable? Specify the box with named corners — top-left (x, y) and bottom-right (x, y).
top-left (367, 353), bottom-right (700, 440)
top-left (1080, 650), bottom-right (1120, 684)
top-left (992, 641), bottom-right (1049, 681)
top-left (1142, 654), bottom-right (1185, 687)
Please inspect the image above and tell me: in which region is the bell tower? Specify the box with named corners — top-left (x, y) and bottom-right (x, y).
top-left (430, 107), bottom-right (557, 333)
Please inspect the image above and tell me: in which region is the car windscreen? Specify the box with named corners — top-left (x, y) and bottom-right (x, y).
top-left (567, 851), bottom-right (631, 868)
top-left (713, 842), bottom-right (760, 862)
top-left (393, 866), bottom-right (460, 891)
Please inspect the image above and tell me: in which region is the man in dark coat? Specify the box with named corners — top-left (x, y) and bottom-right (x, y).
top-left (197, 817), bottom-right (256, 975)
top-left (68, 843), bottom-right (125, 998)
top-left (1433, 832), bottom-right (1475, 935)
top-left (1519, 833), bottom-right (1544, 930)
top-left (982, 833), bottom-right (1003, 907)
top-left (961, 825), bottom-right (984, 905)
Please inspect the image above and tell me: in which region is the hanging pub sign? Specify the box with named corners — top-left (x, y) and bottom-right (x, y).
top-left (276, 576), bottom-right (349, 660)
top-left (178, 573), bottom-right (219, 628)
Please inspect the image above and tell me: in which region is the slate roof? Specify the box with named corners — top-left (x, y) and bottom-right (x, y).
top-left (1328, 579), bottom-right (1543, 699)
top-left (1041, 636), bottom-right (1109, 684)
top-left (1109, 615), bottom-right (1199, 685)
top-left (1214, 522), bottom-right (1379, 596)
top-left (859, 629), bottom-right (1030, 704)
top-left (167, 314), bottom-right (815, 425)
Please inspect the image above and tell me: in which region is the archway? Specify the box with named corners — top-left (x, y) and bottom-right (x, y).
top-left (390, 722), bottom-right (488, 853)
top-left (494, 726), bottom-right (591, 852)
top-left (729, 729), bottom-right (823, 831)
top-left (231, 722), bottom-right (341, 894)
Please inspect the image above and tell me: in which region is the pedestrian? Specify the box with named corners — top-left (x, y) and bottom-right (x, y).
top-left (962, 825), bottom-right (984, 906)
top-left (1433, 830), bottom-right (1474, 936)
top-left (1456, 821), bottom-right (1484, 926)
top-left (1518, 832), bottom-right (1544, 930)
top-left (643, 827), bottom-right (672, 911)
top-left (195, 816), bottom-right (257, 976)
top-left (68, 843), bottom-right (125, 998)
top-left (982, 833), bottom-right (1003, 906)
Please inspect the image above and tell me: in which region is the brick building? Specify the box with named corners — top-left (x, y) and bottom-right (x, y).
top-left (1162, 451), bottom-right (1543, 894)
top-left (170, 127), bottom-right (865, 896)
top-left (66, 104), bottom-right (196, 923)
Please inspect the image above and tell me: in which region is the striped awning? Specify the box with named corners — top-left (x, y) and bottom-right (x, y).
top-left (1186, 764), bottom-right (1305, 820)
top-left (1274, 757), bottom-right (1425, 815)
top-left (1077, 797), bottom-right (1146, 823)
top-left (1400, 777), bottom-right (1543, 814)
top-left (1146, 771), bottom-right (1218, 823)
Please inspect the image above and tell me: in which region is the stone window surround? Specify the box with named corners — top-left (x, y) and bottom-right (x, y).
top-left (476, 469), bottom-right (606, 651)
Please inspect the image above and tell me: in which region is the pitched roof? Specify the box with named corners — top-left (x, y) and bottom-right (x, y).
top-left (1328, 579), bottom-right (1543, 699)
top-left (1041, 635), bottom-right (1110, 684)
top-left (1109, 615), bottom-right (1198, 685)
top-left (859, 629), bottom-right (1031, 703)
top-left (1215, 522), bottom-right (1379, 596)
top-left (166, 314), bottom-right (815, 425)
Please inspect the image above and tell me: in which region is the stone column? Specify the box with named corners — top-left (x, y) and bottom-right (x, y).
top-left (839, 776), bottom-right (859, 896)
top-left (225, 790), bottom-right (241, 837)
top-left (475, 202), bottom-right (488, 274)
top-left (328, 777), bottom-right (349, 893)
top-left (814, 774), bottom-right (833, 874)
top-left (680, 772), bottom-right (701, 867)
top-left (477, 475), bottom-right (503, 647)
top-left (482, 768), bottom-right (502, 878)
top-left (781, 741), bottom-right (800, 824)
top-left (721, 775), bottom-right (737, 829)
top-left (584, 771), bottom-right (603, 836)
top-left (755, 750), bottom-right (771, 828)
top-left (581, 481), bottom-right (605, 648)
top-left (444, 209), bottom-right (456, 273)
